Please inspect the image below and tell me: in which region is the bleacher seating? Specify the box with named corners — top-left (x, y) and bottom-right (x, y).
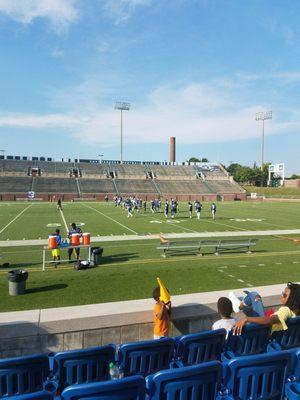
top-left (61, 376), bottom-right (146, 400)
top-left (118, 338), bottom-right (174, 377)
top-left (112, 164), bottom-right (147, 177)
top-left (0, 354), bottom-right (51, 398)
top-left (150, 165), bottom-right (195, 178)
top-left (80, 179), bottom-right (116, 194)
top-left (0, 176), bottom-right (32, 192)
top-left (115, 179), bottom-right (157, 194)
top-left (78, 162), bottom-right (108, 176)
top-left (146, 361), bottom-right (221, 400)
top-left (1, 328), bottom-right (300, 400)
top-left (34, 177), bottom-right (78, 193)
top-left (51, 345), bottom-right (116, 393)
top-left (207, 180), bottom-right (245, 193)
top-left (220, 351), bottom-right (291, 400)
top-left (269, 316), bottom-right (300, 351)
top-left (155, 180), bottom-right (211, 194)
top-left (173, 329), bottom-right (226, 367)
top-left (224, 323), bottom-right (271, 359)
top-left (0, 159), bottom-right (245, 197)
top-left (0, 159), bottom-right (32, 173)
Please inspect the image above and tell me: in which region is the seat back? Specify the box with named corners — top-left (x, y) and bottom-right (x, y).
top-left (272, 317), bottom-right (300, 350)
top-left (146, 361), bottom-right (221, 400)
top-left (0, 354), bottom-right (50, 398)
top-left (175, 329), bottom-right (226, 365)
top-left (118, 338), bottom-right (174, 377)
top-left (226, 323), bottom-right (270, 356)
top-left (53, 345), bottom-right (116, 392)
top-left (14, 391), bottom-right (54, 399)
top-left (286, 347), bottom-right (300, 377)
top-left (61, 375), bottom-right (146, 400)
top-left (223, 351), bottom-right (291, 400)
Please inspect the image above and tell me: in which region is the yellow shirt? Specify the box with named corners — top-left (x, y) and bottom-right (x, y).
top-left (271, 306), bottom-right (296, 332)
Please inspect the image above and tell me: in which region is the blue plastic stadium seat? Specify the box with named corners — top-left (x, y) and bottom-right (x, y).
top-left (269, 316), bottom-right (300, 351)
top-left (117, 338), bottom-right (174, 377)
top-left (0, 354), bottom-right (50, 398)
top-left (173, 329), bottom-right (226, 367)
top-left (12, 391), bottom-right (54, 399)
top-left (218, 351), bottom-right (291, 400)
top-left (52, 345), bottom-right (116, 393)
top-left (146, 361), bottom-right (222, 400)
top-left (284, 347), bottom-right (300, 400)
top-left (223, 323), bottom-right (270, 360)
top-left (61, 375), bottom-right (146, 400)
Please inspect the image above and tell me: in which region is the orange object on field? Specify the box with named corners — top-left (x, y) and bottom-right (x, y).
top-left (71, 233), bottom-right (80, 246)
top-left (82, 233), bottom-right (90, 245)
top-left (48, 235), bottom-right (58, 249)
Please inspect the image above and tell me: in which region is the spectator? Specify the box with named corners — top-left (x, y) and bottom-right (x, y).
top-left (212, 297), bottom-right (236, 337)
top-left (68, 222), bottom-right (82, 262)
top-left (52, 229), bottom-right (62, 267)
top-left (233, 282), bottom-right (300, 335)
top-left (152, 286), bottom-right (171, 339)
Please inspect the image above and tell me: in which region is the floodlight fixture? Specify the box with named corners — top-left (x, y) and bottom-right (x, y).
top-left (114, 101), bottom-right (130, 163)
top-left (115, 102), bottom-right (130, 111)
top-left (255, 110), bottom-right (272, 186)
top-left (255, 111), bottom-right (272, 121)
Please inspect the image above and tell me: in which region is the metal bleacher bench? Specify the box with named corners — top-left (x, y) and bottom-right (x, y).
top-left (157, 237), bottom-right (257, 258)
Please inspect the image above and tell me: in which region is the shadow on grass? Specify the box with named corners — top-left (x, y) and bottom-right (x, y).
top-left (26, 283), bottom-right (68, 294)
top-left (101, 252), bottom-right (139, 264)
top-left (0, 262), bottom-right (41, 269)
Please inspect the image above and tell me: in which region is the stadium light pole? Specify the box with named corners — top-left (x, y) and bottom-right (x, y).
top-left (115, 102), bottom-right (130, 164)
top-left (255, 110), bottom-right (272, 186)
top-left (98, 154), bottom-right (104, 163)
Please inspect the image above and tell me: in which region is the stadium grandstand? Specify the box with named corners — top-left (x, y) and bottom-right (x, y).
top-left (0, 156), bottom-right (246, 201)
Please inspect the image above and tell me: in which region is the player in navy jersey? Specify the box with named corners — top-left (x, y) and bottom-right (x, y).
top-left (164, 200), bottom-right (169, 218)
top-left (68, 223), bottom-right (82, 261)
top-left (188, 201), bottom-right (193, 218)
top-left (195, 201), bottom-right (202, 220)
top-left (211, 202), bottom-right (217, 220)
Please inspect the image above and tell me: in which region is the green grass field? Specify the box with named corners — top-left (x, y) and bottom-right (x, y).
top-left (0, 200), bottom-right (299, 312)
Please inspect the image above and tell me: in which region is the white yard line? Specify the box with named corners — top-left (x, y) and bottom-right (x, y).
top-left (59, 208), bottom-right (69, 234)
top-left (82, 204), bottom-right (138, 235)
top-left (203, 218), bottom-right (248, 231)
top-left (0, 204), bottom-right (32, 235)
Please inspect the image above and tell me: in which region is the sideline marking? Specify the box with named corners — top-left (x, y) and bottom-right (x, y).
top-left (1, 249), bottom-right (300, 275)
top-left (59, 208), bottom-right (69, 234)
top-left (0, 204), bottom-right (32, 235)
top-left (82, 204), bottom-right (138, 235)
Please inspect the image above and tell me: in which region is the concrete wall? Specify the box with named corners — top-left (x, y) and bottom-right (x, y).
top-left (284, 179), bottom-right (300, 188)
top-left (0, 285), bottom-right (283, 359)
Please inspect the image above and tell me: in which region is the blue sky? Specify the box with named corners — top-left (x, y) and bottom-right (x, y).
top-left (0, 0), bottom-right (299, 174)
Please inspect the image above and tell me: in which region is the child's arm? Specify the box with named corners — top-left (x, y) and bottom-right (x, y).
top-left (156, 302), bottom-right (171, 320)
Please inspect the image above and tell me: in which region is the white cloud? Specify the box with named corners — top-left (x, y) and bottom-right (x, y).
top-left (0, 0), bottom-right (78, 33)
top-left (101, 0), bottom-right (152, 24)
top-left (1, 79), bottom-right (299, 148)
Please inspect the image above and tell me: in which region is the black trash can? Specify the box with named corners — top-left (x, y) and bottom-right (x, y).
top-left (91, 247), bottom-right (103, 266)
top-left (7, 269), bottom-right (28, 296)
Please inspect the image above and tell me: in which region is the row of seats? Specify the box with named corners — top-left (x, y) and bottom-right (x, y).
top-left (17, 351), bottom-right (300, 399)
top-left (1, 318), bottom-right (300, 399)
top-left (2, 350), bottom-right (300, 399)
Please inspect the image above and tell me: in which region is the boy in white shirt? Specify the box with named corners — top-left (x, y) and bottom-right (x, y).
top-left (212, 297), bottom-right (236, 337)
